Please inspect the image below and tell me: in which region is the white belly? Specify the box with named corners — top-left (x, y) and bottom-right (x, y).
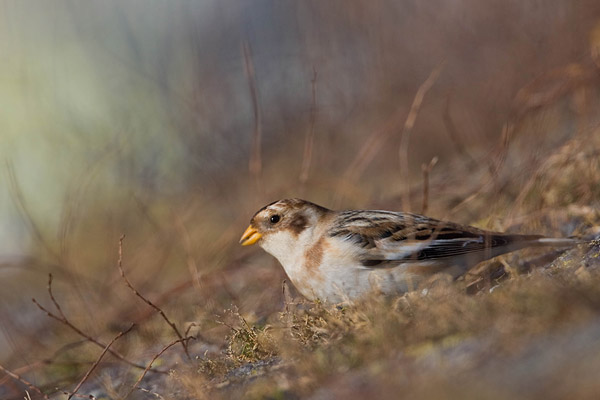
top-left (279, 238), bottom-right (420, 303)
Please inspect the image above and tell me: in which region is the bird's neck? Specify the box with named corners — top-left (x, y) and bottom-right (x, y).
top-left (262, 226), bottom-right (316, 272)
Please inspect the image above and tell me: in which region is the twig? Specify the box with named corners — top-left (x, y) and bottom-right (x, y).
top-left (243, 41), bottom-right (263, 192)
top-left (173, 215), bottom-right (202, 290)
top-left (184, 322), bottom-right (198, 338)
top-left (137, 387), bottom-right (166, 399)
top-left (0, 363), bottom-right (50, 399)
top-left (399, 62), bottom-right (445, 211)
top-left (31, 274), bottom-right (162, 373)
top-left (442, 95), bottom-right (478, 167)
top-left (300, 67), bottom-right (318, 184)
top-left (421, 156), bottom-right (438, 214)
top-left (183, 322), bottom-right (211, 344)
top-left (0, 357), bottom-right (92, 388)
top-left (494, 122), bottom-right (514, 178)
top-left (5, 161), bottom-right (59, 260)
top-left (448, 122), bottom-right (515, 216)
top-left (67, 324), bottom-right (135, 400)
top-left (124, 337), bottom-right (194, 399)
top-left (46, 273), bottom-right (66, 318)
top-left (504, 138), bottom-right (585, 227)
top-left (282, 279), bottom-right (290, 314)
top-left (58, 392), bottom-right (96, 399)
top-left (336, 62), bottom-right (444, 205)
top-left (117, 236), bottom-right (192, 361)
top-left (0, 361), bottom-right (46, 387)
top-left (340, 105), bottom-right (405, 190)
top-left (57, 388), bottom-right (96, 400)
top-left (281, 280), bottom-right (294, 335)
top-left (218, 271), bottom-right (241, 307)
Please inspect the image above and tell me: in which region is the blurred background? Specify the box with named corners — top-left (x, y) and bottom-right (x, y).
top-left (1, 0), bottom-right (600, 392)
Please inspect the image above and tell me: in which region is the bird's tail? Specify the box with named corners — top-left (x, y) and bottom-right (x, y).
top-left (535, 237), bottom-right (581, 247)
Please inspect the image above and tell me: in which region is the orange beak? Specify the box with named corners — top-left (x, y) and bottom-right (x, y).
top-left (239, 225), bottom-right (262, 246)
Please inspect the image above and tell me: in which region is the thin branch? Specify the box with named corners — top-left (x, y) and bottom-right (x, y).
top-left (183, 322), bottom-right (210, 344)
top-left (243, 41), bottom-right (263, 192)
top-left (0, 363), bottom-right (50, 400)
top-left (300, 67), bottom-right (318, 184)
top-left (282, 279), bottom-right (291, 314)
top-left (281, 279), bottom-right (294, 333)
top-left (136, 387), bottom-right (166, 400)
top-left (67, 324), bottom-right (135, 400)
top-left (504, 138), bottom-right (586, 227)
top-left (399, 62), bottom-right (445, 211)
top-left (58, 145), bottom-right (117, 264)
top-left (442, 95), bottom-right (478, 167)
top-left (117, 235), bottom-right (192, 361)
top-left (340, 106), bottom-right (404, 186)
top-left (448, 122), bottom-right (514, 216)
top-left (173, 215), bottom-right (201, 290)
top-left (5, 161), bottom-right (58, 260)
top-left (58, 391), bottom-right (96, 399)
top-left (46, 273), bottom-right (66, 318)
top-left (124, 337), bottom-right (194, 399)
top-left (336, 62), bottom-right (444, 205)
top-left (0, 352), bottom-right (92, 388)
top-left (32, 274), bottom-right (161, 373)
top-left (421, 156), bottom-right (438, 214)
top-left (184, 322), bottom-right (199, 338)
top-left (0, 361), bottom-right (46, 387)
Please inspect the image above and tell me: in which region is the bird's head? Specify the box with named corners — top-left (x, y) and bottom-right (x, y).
top-left (239, 198), bottom-right (330, 257)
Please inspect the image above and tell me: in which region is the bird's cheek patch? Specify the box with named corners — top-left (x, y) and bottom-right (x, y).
top-left (289, 215), bottom-right (308, 236)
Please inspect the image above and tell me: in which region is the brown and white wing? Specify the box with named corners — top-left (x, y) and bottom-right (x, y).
top-left (327, 210), bottom-right (543, 268)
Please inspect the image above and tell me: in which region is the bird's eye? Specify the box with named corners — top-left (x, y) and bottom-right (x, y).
top-left (269, 215), bottom-right (281, 224)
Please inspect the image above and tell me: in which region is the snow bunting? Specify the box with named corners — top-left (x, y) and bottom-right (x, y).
top-left (240, 198), bottom-right (576, 303)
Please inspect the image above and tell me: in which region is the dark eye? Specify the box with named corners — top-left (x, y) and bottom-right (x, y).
top-left (269, 214), bottom-right (281, 224)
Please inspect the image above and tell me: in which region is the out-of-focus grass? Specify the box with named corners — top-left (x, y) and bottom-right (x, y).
top-left (168, 123), bottom-right (600, 400)
top-left (2, 2), bottom-right (600, 399)
top-left (3, 117), bottom-right (599, 399)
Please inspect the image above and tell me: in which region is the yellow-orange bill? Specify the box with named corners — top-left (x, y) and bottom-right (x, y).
top-left (240, 225), bottom-right (262, 246)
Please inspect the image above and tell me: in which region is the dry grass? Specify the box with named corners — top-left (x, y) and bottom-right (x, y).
top-left (2, 5), bottom-right (600, 398)
top-left (176, 242), bottom-right (600, 400)
top-left (4, 117), bottom-right (599, 399)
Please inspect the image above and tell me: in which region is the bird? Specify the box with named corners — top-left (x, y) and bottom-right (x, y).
top-left (239, 198), bottom-right (577, 303)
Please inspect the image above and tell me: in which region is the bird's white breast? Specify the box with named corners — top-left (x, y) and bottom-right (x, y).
top-left (261, 231), bottom-right (418, 303)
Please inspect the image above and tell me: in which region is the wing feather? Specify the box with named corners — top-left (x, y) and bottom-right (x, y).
top-left (328, 210), bottom-right (542, 268)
